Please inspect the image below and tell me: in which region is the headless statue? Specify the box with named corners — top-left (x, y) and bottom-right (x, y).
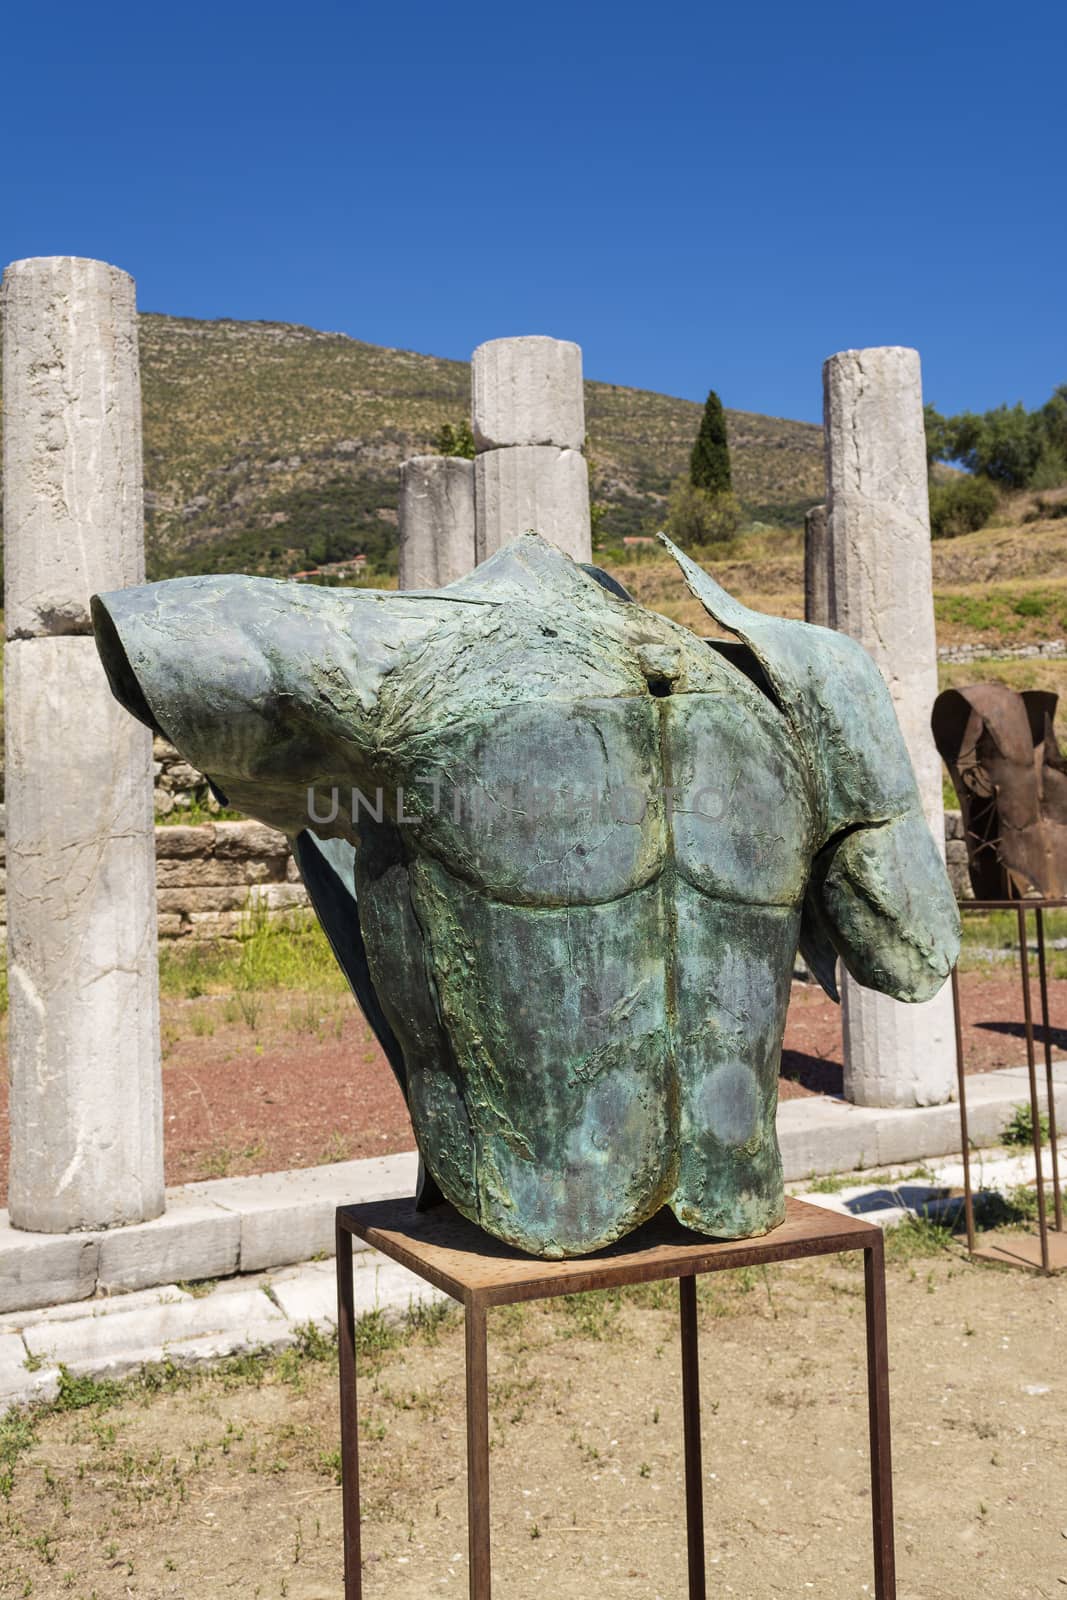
top-left (93, 534), bottom-right (959, 1257)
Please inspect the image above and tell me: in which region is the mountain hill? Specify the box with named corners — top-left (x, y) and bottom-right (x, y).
top-left (126, 314), bottom-right (824, 579)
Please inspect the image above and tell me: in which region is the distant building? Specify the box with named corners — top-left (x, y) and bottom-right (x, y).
top-left (292, 553), bottom-right (367, 582)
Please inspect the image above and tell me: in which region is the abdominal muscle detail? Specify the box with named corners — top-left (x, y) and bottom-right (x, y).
top-left (386, 853), bottom-right (797, 1257)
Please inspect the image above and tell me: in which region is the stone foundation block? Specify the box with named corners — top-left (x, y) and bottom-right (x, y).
top-left (155, 824), bottom-right (215, 860)
top-left (0, 1220), bottom-right (99, 1315)
top-left (248, 882), bottom-right (309, 912)
top-left (155, 857), bottom-right (277, 889)
top-left (97, 1193), bottom-right (241, 1294)
top-left (195, 1152), bottom-right (419, 1273)
top-left (214, 821), bottom-right (289, 859)
top-left (23, 1285), bottom-right (285, 1376)
top-left (158, 885), bottom-right (256, 915)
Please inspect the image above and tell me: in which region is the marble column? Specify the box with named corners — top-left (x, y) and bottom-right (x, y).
top-left (471, 336), bottom-right (591, 564)
top-left (397, 455), bottom-right (475, 589)
top-left (3, 256), bottom-right (163, 1229)
top-left (823, 345), bottom-right (955, 1107)
top-left (804, 503), bottom-right (832, 627)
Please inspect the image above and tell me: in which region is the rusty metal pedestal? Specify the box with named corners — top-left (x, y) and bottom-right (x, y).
top-left (952, 899), bottom-right (1066, 1274)
top-left (336, 1196), bottom-right (896, 1598)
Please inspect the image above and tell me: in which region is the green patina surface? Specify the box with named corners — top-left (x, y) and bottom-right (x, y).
top-left (92, 534), bottom-right (960, 1258)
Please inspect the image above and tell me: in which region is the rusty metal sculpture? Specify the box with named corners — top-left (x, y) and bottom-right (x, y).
top-left (933, 684), bottom-right (1067, 900)
top-left (93, 534), bottom-right (960, 1258)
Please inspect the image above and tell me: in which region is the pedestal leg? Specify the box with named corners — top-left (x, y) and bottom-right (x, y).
top-left (864, 1235), bottom-right (896, 1599)
top-left (1035, 909), bottom-right (1063, 1231)
top-left (466, 1300), bottom-right (491, 1598)
top-left (679, 1275), bottom-right (706, 1600)
top-left (1017, 906), bottom-right (1051, 1272)
top-left (951, 966), bottom-right (976, 1253)
top-left (336, 1219), bottom-right (362, 1599)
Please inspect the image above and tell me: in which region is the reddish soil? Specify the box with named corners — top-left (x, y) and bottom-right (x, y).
top-left (0, 971), bottom-right (1062, 1207)
top-left (777, 970), bottom-right (1067, 1098)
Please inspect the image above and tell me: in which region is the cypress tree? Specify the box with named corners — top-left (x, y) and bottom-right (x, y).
top-left (690, 389), bottom-right (732, 494)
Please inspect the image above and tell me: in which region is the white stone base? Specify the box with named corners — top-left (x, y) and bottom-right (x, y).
top-left (841, 980), bottom-right (958, 1108)
top-left (5, 636), bottom-right (162, 1232)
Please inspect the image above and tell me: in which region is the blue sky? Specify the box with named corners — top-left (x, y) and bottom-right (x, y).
top-left (3, 0), bottom-right (1063, 424)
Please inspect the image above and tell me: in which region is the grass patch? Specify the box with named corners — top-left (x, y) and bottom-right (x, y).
top-left (158, 904), bottom-right (347, 1000)
top-left (884, 1215), bottom-right (957, 1262)
top-left (1001, 1103), bottom-right (1051, 1148)
top-left (156, 798), bottom-right (244, 825)
top-left (0, 1302), bottom-right (456, 1503)
top-left (955, 907), bottom-right (1067, 976)
top-left (803, 1163), bottom-right (939, 1195)
top-left (934, 580), bottom-right (1067, 639)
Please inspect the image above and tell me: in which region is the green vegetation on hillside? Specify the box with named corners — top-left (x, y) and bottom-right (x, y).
top-left (0, 314), bottom-right (824, 582)
top-left (925, 385), bottom-right (1067, 491)
top-left (929, 475), bottom-right (999, 539)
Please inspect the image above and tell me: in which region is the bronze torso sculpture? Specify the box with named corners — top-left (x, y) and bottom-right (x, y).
top-left (933, 683), bottom-right (1067, 900)
top-left (93, 535), bottom-right (959, 1257)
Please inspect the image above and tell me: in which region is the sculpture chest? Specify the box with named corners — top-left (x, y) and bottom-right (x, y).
top-left (355, 678), bottom-right (816, 1256)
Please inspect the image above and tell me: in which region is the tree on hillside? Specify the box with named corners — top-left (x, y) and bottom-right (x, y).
top-left (924, 385), bottom-right (1067, 491)
top-left (690, 389), bottom-right (732, 495)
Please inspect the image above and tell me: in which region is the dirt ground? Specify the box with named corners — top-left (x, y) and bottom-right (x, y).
top-left (1, 1232), bottom-right (1064, 1599)
top-left (0, 971), bottom-right (1062, 1205)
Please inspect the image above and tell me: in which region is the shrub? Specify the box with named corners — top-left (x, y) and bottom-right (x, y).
top-left (666, 480), bottom-right (742, 546)
top-left (431, 419), bottom-right (476, 459)
top-left (928, 476), bottom-right (998, 539)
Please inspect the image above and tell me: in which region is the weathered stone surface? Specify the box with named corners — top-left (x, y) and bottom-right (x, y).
top-left (186, 910), bottom-right (250, 938)
top-left (6, 637), bottom-right (163, 1230)
top-left (155, 856), bottom-right (277, 888)
top-left (22, 1284), bottom-right (285, 1377)
top-left (823, 346), bottom-right (957, 1108)
top-left (192, 1152), bottom-right (419, 1273)
top-left (2, 257), bottom-right (145, 638)
top-left (271, 1253), bottom-right (444, 1330)
top-left (398, 456), bottom-right (476, 589)
top-left (0, 1218), bottom-right (99, 1314)
top-left (97, 1193), bottom-right (240, 1293)
top-left (214, 820), bottom-right (289, 858)
top-left (0, 1329), bottom-right (60, 1408)
top-left (804, 503), bottom-right (832, 626)
top-left (158, 884), bottom-right (264, 914)
top-left (154, 824), bottom-right (214, 860)
top-left (475, 445), bottom-right (591, 564)
top-left (472, 336), bottom-right (584, 452)
top-left (248, 882), bottom-right (309, 912)
top-left (8, 1282), bottom-right (192, 1330)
